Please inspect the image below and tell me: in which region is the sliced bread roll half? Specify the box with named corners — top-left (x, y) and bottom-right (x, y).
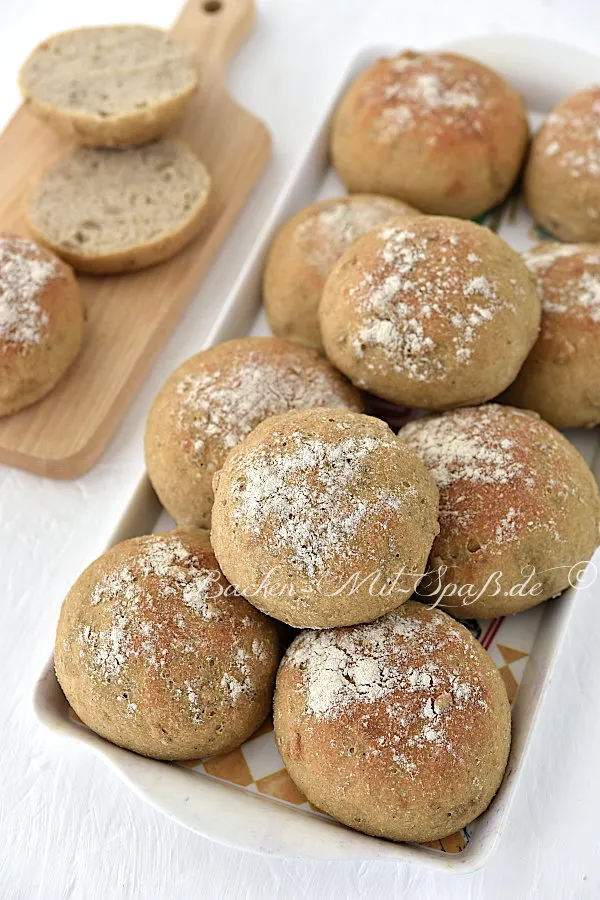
top-left (26, 140), bottom-right (211, 274)
top-left (19, 25), bottom-right (198, 147)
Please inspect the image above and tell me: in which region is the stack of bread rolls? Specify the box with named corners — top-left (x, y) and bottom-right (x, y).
top-left (55, 49), bottom-right (600, 847)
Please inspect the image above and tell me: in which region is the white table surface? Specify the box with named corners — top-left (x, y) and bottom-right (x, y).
top-left (1, 0), bottom-right (599, 897)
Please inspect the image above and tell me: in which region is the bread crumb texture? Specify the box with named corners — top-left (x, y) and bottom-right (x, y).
top-left (27, 140), bottom-right (210, 270)
top-left (20, 26), bottom-right (196, 120)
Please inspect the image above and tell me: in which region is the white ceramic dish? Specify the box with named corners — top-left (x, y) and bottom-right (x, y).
top-left (34, 35), bottom-right (600, 872)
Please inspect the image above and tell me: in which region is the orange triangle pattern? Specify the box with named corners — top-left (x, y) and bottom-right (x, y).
top-left (497, 644), bottom-right (528, 665)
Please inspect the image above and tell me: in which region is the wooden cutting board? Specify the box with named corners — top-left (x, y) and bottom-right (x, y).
top-left (0, 0), bottom-right (271, 479)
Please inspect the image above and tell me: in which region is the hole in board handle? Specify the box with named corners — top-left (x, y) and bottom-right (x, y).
top-left (203, 0), bottom-right (223, 12)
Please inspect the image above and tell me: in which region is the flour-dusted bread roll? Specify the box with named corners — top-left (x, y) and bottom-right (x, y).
top-left (274, 601), bottom-right (511, 844)
top-left (145, 337), bottom-right (365, 530)
top-left (55, 529), bottom-right (280, 760)
top-left (320, 216), bottom-right (541, 410)
top-left (0, 234), bottom-right (84, 417)
top-left (19, 26), bottom-right (198, 147)
top-left (264, 194), bottom-right (420, 352)
top-left (400, 404), bottom-right (600, 619)
top-left (26, 140), bottom-right (211, 274)
top-left (331, 51), bottom-right (528, 218)
top-left (211, 407), bottom-right (439, 629)
top-left (525, 87), bottom-right (600, 242)
top-left (503, 244), bottom-right (600, 428)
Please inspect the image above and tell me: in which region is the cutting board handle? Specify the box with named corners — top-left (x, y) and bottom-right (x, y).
top-left (171, 0), bottom-right (257, 68)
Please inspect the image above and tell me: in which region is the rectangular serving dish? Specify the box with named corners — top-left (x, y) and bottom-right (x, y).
top-left (34, 34), bottom-right (600, 872)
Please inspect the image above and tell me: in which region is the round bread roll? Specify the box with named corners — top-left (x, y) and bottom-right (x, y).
top-left (19, 26), bottom-right (197, 147)
top-left (211, 407), bottom-right (439, 629)
top-left (26, 140), bottom-right (211, 274)
top-left (400, 404), bottom-right (600, 619)
top-left (145, 337), bottom-right (364, 529)
top-left (0, 234), bottom-right (84, 417)
top-left (274, 601), bottom-right (511, 844)
top-left (320, 216), bottom-right (541, 410)
top-left (264, 194), bottom-right (420, 352)
top-left (502, 243), bottom-right (600, 428)
top-left (330, 51), bottom-right (528, 218)
top-left (55, 529), bottom-right (280, 760)
top-left (524, 87), bottom-right (600, 242)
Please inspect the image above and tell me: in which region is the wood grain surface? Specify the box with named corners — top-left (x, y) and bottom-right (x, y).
top-left (0, 0), bottom-right (271, 478)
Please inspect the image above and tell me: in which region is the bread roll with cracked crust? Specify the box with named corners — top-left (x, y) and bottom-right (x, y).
top-left (400, 404), bottom-right (600, 619)
top-left (211, 407), bottom-right (439, 629)
top-left (19, 26), bottom-right (198, 147)
top-left (0, 234), bottom-right (84, 417)
top-left (264, 194), bottom-right (420, 352)
top-left (331, 51), bottom-right (528, 218)
top-left (320, 216), bottom-right (541, 410)
top-left (524, 87), bottom-right (600, 242)
top-left (26, 140), bottom-right (211, 274)
top-left (502, 243), bottom-right (600, 428)
top-left (55, 529), bottom-right (280, 760)
top-left (145, 337), bottom-right (364, 530)
top-left (274, 601), bottom-right (511, 844)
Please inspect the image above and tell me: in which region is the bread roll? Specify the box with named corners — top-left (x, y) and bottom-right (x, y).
top-left (19, 25), bottom-right (197, 146)
top-left (331, 51), bottom-right (528, 218)
top-left (274, 601), bottom-right (511, 843)
top-left (211, 407), bottom-right (439, 628)
top-left (0, 234), bottom-right (84, 416)
top-left (27, 140), bottom-right (211, 274)
top-left (55, 529), bottom-right (280, 760)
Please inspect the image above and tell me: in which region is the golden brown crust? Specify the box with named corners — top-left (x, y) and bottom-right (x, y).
top-left (331, 51), bottom-right (528, 218)
top-left (274, 601), bottom-right (511, 843)
top-left (503, 243), bottom-right (600, 428)
top-left (524, 87), bottom-right (600, 242)
top-left (400, 404), bottom-right (600, 618)
top-left (0, 234), bottom-right (84, 417)
top-left (20, 86), bottom-right (196, 148)
top-left (145, 337), bottom-right (365, 530)
top-left (54, 528), bottom-right (280, 760)
top-left (211, 407), bottom-right (439, 628)
top-left (27, 194), bottom-right (210, 275)
top-left (319, 216), bottom-right (541, 410)
top-left (263, 194), bottom-right (421, 351)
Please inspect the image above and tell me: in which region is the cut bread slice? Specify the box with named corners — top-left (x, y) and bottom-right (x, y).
top-left (26, 140), bottom-right (212, 274)
top-left (19, 25), bottom-right (198, 147)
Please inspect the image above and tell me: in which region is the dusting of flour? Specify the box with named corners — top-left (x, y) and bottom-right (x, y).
top-left (284, 605), bottom-right (488, 768)
top-left (541, 91), bottom-right (600, 180)
top-left (77, 535), bottom-right (265, 723)
top-left (294, 197), bottom-right (410, 272)
top-left (176, 351), bottom-right (360, 460)
top-left (231, 425), bottom-right (414, 577)
top-left (523, 244), bottom-right (600, 324)
top-left (348, 224), bottom-right (513, 380)
top-left (368, 53), bottom-right (491, 143)
top-left (401, 405), bottom-right (574, 552)
top-left (0, 236), bottom-right (57, 346)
